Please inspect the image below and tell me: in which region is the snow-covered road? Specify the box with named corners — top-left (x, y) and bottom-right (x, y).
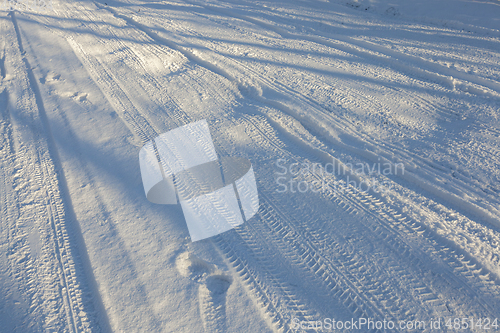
top-left (1, 0), bottom-right (500, 331)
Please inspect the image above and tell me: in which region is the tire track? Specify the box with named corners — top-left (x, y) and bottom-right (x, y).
top-left (211, 124), bottom-right (413, 329)
top-left (187, 0), bottom-right (500, 97)
top-left (47, 3), bottom-right (500, 330)
top-left (245, 109), bottom-right (500, 316)
top-left (11, 12), bottom-right (79, 331)
top-left (0, 82), bottom-right (33, 331)
top-left (104, 0), bottom-right (500, 322)
top-left (66, 37), bottom-right (157, 145)
top-left (51, 6), bottom-right (242, 330)
top-left (239, 109), bottom-right (500, 320)
top-left (2, 17), bottom-right (72, 333)
top-left (228, 4), bottom-right (498, 228)
top-left (151, 0), bottom-right (500, 227)
top-left (56, 5), bottom-right (352, 330)
top-left (3, 12), bottom-right (102, 332)
top-left (211, 116), bottom-right (450, 330)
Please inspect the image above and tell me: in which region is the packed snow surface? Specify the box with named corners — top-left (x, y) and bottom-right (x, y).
top-left (1, 0), bottom-right (500, 332)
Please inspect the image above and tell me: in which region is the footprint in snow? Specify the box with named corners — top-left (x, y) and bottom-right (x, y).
top-left (59, 91), bottom-right (88, 102)
top-left (39, 72), bottom-right (61, 84)
top-left (176, 252), bottom-right (232, 333)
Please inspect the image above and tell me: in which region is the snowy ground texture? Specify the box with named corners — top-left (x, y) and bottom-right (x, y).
top-left (1, 0), bottom-right (500, 332)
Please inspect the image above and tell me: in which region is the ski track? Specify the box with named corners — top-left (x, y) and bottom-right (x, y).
top-left (2, 0), bottom-right (500, 332)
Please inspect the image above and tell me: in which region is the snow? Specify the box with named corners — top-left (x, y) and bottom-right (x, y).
top-left (1, 0), bottom-right (500, 332)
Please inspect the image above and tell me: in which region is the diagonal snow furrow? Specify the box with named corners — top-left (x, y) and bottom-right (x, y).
top-left (144, 4), bottom-right (494, 142)
top-left (175, 0), bottom-right (500, 207)
top-left (152, 0), bottom-right (495, 205)
top-left (91, 0), bottom-right (495, 213)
